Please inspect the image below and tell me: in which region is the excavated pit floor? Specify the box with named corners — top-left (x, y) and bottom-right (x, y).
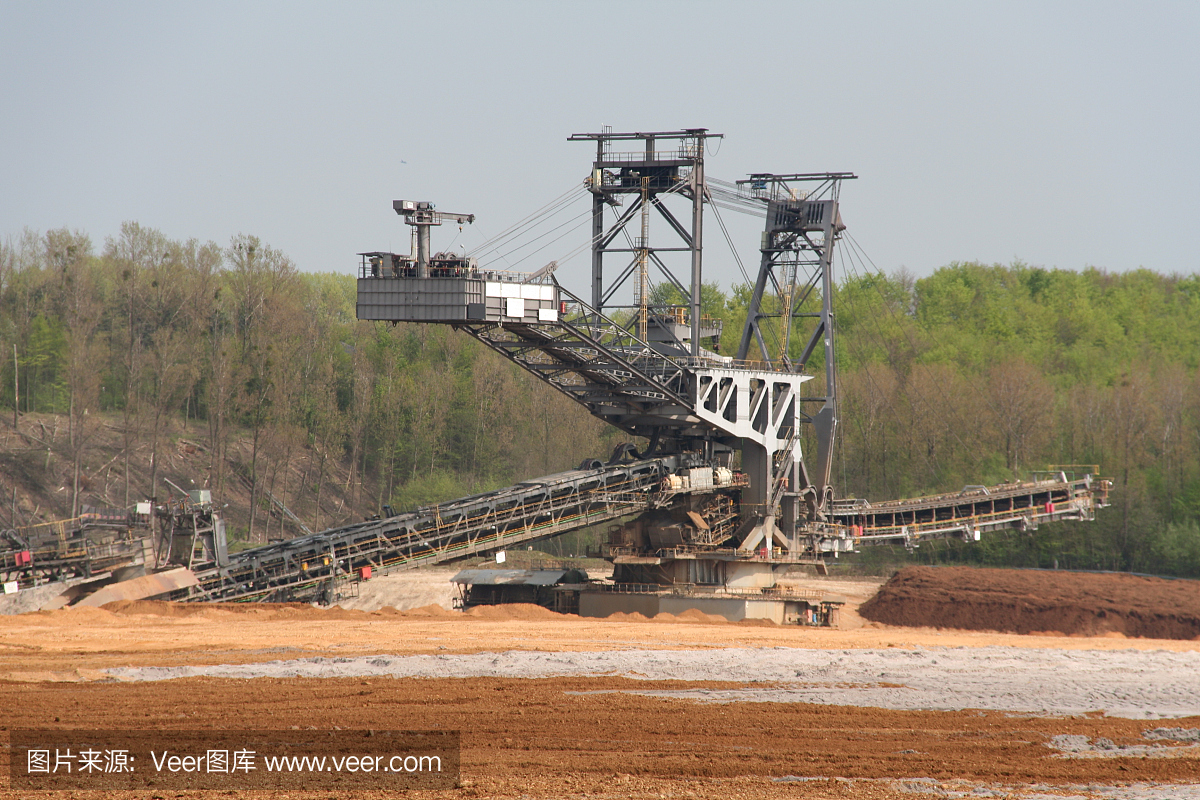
top-left (2, 570), bottom-right (1199, 799)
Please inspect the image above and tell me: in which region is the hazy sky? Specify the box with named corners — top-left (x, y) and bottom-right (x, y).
top-left (2, 1), bottom-right (1197, 294)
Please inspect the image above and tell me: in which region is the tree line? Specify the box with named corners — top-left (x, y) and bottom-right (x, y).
top-left (685, 261), bottom-right (1200, 577)
top-left (2, 224), bottom-right (1198, 575)
top-left (0, 224), bottom-right (615, 544)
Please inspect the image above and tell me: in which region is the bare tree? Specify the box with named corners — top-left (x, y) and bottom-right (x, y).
top-left (225, 234), bottom-right (301, 541)
top-left (137, 239), bottom-right (216, 503)
top-left (307, 355), bottom-right (347, 532)
top-left (46, 228), bottom-right (103, 518)
top-left (102, 221), bottom-right (169, 506)
top-left (839, 363), bottom-right (899, 498)
top-left (985, 357), bottom-right (1054, 474)
top-left (1108, 368), bottom-right (1156, 565)
top-left (469, 352), bottom-right (516, 479)
top-left (898, 363), bottom-right (980, 490)
top-left (1154, 364), bottom-right (1191, 515)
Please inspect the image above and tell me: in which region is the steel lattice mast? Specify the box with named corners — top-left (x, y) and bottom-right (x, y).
top-left (735, 173), bottom-right (856, 516)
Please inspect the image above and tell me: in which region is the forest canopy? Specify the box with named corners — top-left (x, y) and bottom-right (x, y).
top-left (1, 224), bottom-right (1198, 576)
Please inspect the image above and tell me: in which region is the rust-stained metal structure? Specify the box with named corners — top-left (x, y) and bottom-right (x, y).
top-left (0, 490), bottom-right (227, 605)
top-left (1, 507), bottom-right (153, 585)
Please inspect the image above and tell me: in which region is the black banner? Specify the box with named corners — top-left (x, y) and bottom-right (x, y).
top-left (8, 729), bottom-right (459, 790)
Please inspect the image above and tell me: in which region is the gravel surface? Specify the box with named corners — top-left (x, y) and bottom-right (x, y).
top-left (104, 644), bottom-right (1200, 719)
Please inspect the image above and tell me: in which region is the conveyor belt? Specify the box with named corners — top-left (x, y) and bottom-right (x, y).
top-left (830, 474), bottom-right (1109, 549)
top-left (1, 512), bottom-right (152, 583)
top-left (183, 462), bottom-right (1107, 602)
top-left (189, 456), bottom-right (693, 602)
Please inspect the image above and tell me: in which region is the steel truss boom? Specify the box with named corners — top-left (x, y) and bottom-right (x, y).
top-left (456, 282), bottom-right (698, 439)
top-left (188, 456), bottom-right (698, 602)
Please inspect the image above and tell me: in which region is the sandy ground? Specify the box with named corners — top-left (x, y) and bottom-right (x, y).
top-left (3, 570), bottom-right (1200, 799)
top-left (332, 565), bottom-right (463, 612)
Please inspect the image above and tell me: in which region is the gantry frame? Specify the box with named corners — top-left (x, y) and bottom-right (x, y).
top-left (735, 173), bottom-right (855, 516)
top-left (568, 128), bottom-right (721, 357)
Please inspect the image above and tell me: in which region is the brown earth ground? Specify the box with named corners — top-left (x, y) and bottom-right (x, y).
top-left (2, 573), bottom-right (1199, 799)
top-left (861, 565), bottom-right (1200, 639)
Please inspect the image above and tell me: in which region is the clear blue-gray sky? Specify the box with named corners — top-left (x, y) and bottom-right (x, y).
top-left (2, 1), bottom-right (1197, 292)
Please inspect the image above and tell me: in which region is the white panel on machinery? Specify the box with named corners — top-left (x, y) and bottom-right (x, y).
top-left (485, 282), bottom-right (502, 298)
top-left (538, 308), bottom-right (558, 322)
top-left (520, 284), bottom-right (540, 299)
top-left (501, 283), bottom-right (521, 298)
top-left (505, 297), bottom-right (524, 318)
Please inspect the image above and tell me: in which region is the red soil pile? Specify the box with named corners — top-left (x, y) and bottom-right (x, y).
top-left (392, 603), bottom-right (457, 617)
top-left (99, 599), bottom-right (373, 621)
top-left (859, 565), bottom-right (1200, 640)
top-left (464, 602), bottom-right (567, 620)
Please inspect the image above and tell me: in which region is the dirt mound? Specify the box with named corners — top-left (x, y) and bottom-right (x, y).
top-left (860, 566), bottom-right (1200, 640)
top-left (394, 603), bottom-right (457, 617)
top-left (672, 608), bottom-right (727, 624)
top-left (53, 606), bottom-right (115, 621)
top-left (649, 610), bottom-right (730, 624)
top-left (464, 603), bottom-right (567, 620)
top-left (98, 599), bottom-right (371, 621)
top-left (100, 599), bottom-right (213, 617)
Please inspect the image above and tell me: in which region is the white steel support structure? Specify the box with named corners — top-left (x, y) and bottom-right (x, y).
top-left (693, 368), bottom-right (812, 554)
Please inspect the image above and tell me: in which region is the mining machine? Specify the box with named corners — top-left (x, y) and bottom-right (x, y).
top-left (0, 489), bottom-right (226, 604)
top-left (141, 129), bottom-right (1105, 611)
top-left (344, 128), bottom-right (1109, 614)
top-left (360, 200), bottom-right (476, 280)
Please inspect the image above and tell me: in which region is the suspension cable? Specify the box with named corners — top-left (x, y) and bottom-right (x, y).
top-left (466, 183), bottom-right (585, 258)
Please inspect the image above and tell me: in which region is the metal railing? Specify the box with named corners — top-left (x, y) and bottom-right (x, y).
top-left (596, 149), bottom-right (699, 164)
top-left (190, 458), bottom-right (683, 602)
top-left (589, 582), bottom-right (833, 601)
top-left (358, 261), bottom-right (554, 285)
